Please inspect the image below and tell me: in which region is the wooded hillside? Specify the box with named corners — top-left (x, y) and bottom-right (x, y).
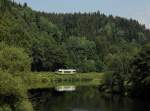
top-left (1, 0), bottom-right (150, 73)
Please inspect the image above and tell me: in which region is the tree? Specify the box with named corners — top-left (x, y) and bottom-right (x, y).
top-left (0, 45), bottom-right (31, 74)
top-left (0, 0), bottom-right (150, 73)
top-left (31, 38), bottom-right (67, 71)
top-left (64, 37), bottom-right (99, 72)
top-left (0, 71), bottom-right (33, 111)
top-left (79, 59), bottom-right (96, 72)
top-left (129, 44), bottom-right (150, 97)
top-left (23, 2), bottom-right (27, 8)
top-left (95, 36), bottom-right (110, 61)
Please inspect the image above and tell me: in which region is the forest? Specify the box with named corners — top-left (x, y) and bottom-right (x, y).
top-left (1, 0), bottom-right (150, 111)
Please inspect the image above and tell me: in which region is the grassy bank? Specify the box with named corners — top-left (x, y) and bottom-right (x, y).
top-left (23, 72), bottom-right (104, 90)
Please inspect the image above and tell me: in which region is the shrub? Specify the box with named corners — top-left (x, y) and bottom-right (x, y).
top-left (0, 71), bottom-right (33, 111)
top-left (0, 71), bottom-right (27, 98)
top-left (0, 47), bottom-right (31, 74)
top-left (0, 105), bottom-right (12, 111)
top-left (15, 100), bottom-right (33, 111)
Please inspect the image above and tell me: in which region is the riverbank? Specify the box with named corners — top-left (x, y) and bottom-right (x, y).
top-left (24, 72), bottom-right (104, 90)
top-left (0, 72), bottom-right (105, 111)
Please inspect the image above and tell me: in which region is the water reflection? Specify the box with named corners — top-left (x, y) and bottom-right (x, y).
top-left (55, 86), bottom-right (76, 92)
top-left (29, 86), bottom-right (150, 111)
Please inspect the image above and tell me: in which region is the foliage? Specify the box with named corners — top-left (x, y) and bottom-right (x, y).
top-left (0, 42), bottom-right (33, 111)
top-left (0, 0), bottom-right (150, 103)
top-left (0, 71), bottom-right (26, 97)
top-left (31, 38), bottom-right (67, 71)
top-left (15, 100), bottom-right (33, 111)
top-left (0, 71), bottom-right (33, 111)
top-left (0, 45), bottom-right (31, 74)
top-left (0, 0), bottom-right (149, 72)
top-left (0, 105), bottom-right (12, 111)
top-left (64, 37), bottom-right (98, 72)
top-left (100, 72), bottom-right (114, 93)
top-left (129, 44), bottom-right (150, 97)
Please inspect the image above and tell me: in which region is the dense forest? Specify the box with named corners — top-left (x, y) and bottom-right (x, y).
top-left (1, 0), bottom-right (150, 72)
top-left (1, 0), bottom-right (150, 110)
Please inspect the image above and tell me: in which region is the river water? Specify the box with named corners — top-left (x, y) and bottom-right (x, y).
top-left (29, 86), bottom-right (150, 111)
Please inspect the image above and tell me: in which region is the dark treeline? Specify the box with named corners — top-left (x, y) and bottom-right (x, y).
top-left (0, 0), bottom-right (150, 98)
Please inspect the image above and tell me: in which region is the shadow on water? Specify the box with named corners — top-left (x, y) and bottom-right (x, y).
top-left (28, 86), bottom-right (150, 111)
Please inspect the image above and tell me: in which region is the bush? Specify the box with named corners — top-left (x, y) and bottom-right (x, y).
top-left (79, 60), bottom-right (97, 72)
top-left (0, 71), bottom-right (27, 97)
top-left (129, 44), bottom-right (150, 96)
top-left (0, 71), bottom-right (33, 111)
top-left (0, 105), bottom-right (12, 111)
top-left (0, 46), bottom-right (31, 74)
top-left (15, 100), bottom-right (33, 111)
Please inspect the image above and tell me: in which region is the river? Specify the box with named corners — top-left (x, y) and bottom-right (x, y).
top-left (29, 86), bottom-right (150, 111)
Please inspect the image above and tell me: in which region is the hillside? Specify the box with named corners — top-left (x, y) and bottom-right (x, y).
top-left (0, 0), bottom-right (150, 73)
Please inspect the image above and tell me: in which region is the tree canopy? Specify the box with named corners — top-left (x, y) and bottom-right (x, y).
top-left (0, 43), bottom-right (31, 74)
